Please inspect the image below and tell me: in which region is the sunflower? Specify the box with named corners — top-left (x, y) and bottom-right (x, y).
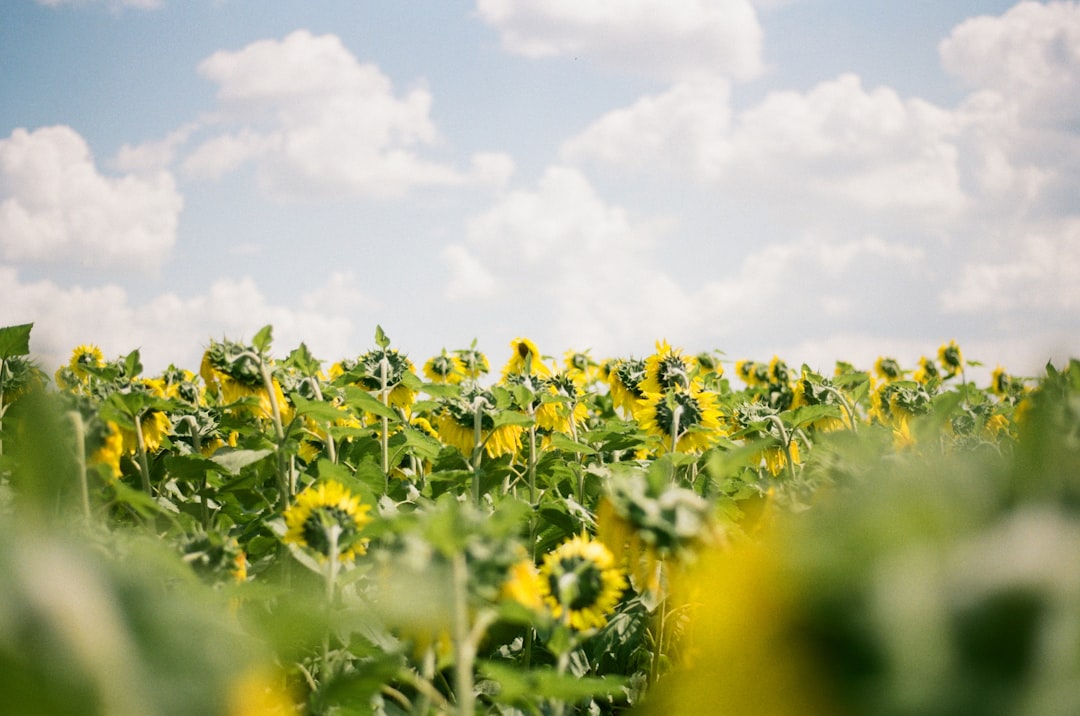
top-left (200, 342), bottom-right (293, 423)
top-left (502, 559), bottom-right (545, 613)
top-left (332, 347), bottom-right (417, 410)
top-left (68, 344), bottom-right (104, 379)
top-left (501, 337), bottom-right (552, 380)
top-left (938, 340), bottom-right (964, 378)
top-left (538, 535), bottom-right (627, 631)
top-left (735, 359), bottom-right (769, 388)
top-left (635, 386), bottom-right (722, 454)
top-left (640, 340), bottom-right (695, 394)
top-left (874, 357), bottom-right (904, 382)
top-left (283, 480), bottom-right (373, 562)
top-left (563, 349), bottom-right (600, 386)
top-left (423, 351), bottom-right (465, 385)
top-left (913, 356), bottom-right (940, 385)
top-left (435, 387), bottom-right (523, 458)
top-left (607, 357), bottom-right (647, 416)
top-left (454, 347), bottom-right (490, 380)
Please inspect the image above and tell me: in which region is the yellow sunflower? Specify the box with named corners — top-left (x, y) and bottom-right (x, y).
top-left (640, 340), bottom-right (695, 394)
top-left (538, 535), bottom-right (627, 631)
top-left (938, 340), bottom-right (964, 378)
top-left (423, 351), bottom-right (465, 384)
top-left (283, 480), bottom-right (373, 562)
top-left (501, 337), bottom-right (552, 380)
top-left (913, 356), bottom-right (940, 385)
top-left (635, 386), bottom-right (722, 454)
top-left (68, 344), bottom-right (104, 379)
top-left (607, 357), bottom-right (647, 416)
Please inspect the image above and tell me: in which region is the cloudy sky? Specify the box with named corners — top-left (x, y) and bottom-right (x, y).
top-left (2, 0), bottom-right (1078, 379)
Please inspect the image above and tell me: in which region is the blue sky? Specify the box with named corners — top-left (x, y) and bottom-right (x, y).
top-left (2, 0), bottom-right (1077, 381)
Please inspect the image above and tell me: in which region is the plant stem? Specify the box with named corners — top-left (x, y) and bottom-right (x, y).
top-left (68, 410), bottom-right (90, 522)
top-left (451, 550), bottom-right (475, 716)
top-left (379, 358), bottom-right (390, 494)
top-left (133, 412), bottom-right (152, 494)
top-left (767, 415), bottom-right (797, 481)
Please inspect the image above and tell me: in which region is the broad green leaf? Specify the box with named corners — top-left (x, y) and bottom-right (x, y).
top-left (290, 393), bottom-right (349, 424)
top-left (374, 324), bottom-right (390, 348)
top-left (209, 448), bottom-right (273, 475)
top-left (0, 323), bottom-right (32, 359)
top-left (343, 385), bottom-right (399, 421)
top-left (784, 404), bottom-right (843, 429)
top-left (479, 661), bottom-right (626, 704)
top-left (547, 432), bottom-right (596, 455)
top-left (492, 409), bottom-right (534, 429)
top-left (251, 324), bottom-right (274, 354)
top-left (123, 349), bottom-right (143, 379)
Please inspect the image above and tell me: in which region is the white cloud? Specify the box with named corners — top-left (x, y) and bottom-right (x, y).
top-left (111, 124), bottom-right (198, 174)
top-left (0, 266), bottom-right (371, 374)
top-left (564, 73), bottom-right (967, 220)
top-left (0, 125), bottom-right (182, 271)
top-left (941, 220), bottom-right (1080, 314)
top-left (475, 0), bottom-right (764, 81)
top-left (940, 1), bottom-right (1080, 128)
top-left (183, 30), bottom-right (513, 198)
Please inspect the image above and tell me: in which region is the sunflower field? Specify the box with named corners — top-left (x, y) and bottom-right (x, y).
top-left (2, 321), bottom-right (1079, 715)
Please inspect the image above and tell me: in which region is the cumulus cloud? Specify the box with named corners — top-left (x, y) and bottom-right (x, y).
top-left (940, 1), bottom-right (1080, 128)
top-left (443, 166), bottom-right (939, 358)
top-left (0, 265), bottom-right (373, 374)
top-left (475, 0), bottom-right (764, 81)
top-left (563, 73), bottom-right (967, 220)
top-left (0, 125), bottom-right (182, 271)
top-left (941, 220), bottom-right (1080, 314)
top-left (183, 30), bottom-right (513, 198)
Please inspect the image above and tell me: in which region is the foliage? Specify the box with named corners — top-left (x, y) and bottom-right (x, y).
top-left (1, 323), bottom-right (1076, 715)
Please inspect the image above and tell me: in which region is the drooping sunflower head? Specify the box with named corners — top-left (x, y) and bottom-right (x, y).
top-left (735, 359), bottom-right (769, 388)
top-left (563, 349), bottom-right (599, 386)
top-left (938, 340), bottom-right (964, 377)
top-left (608, 357), bottom-right (647, 415)
top-left (501, 337), bottom-right (552, 380)
top-left (914, 355), bottom-right (940, 385)
top-left (423, 352), bottom-right (465, 385)
top-left (334, 348), bottom-right (417, 409)
top-left (641, 340), bottom-right (695, 394)
top-left (539, 535), bottom-right (626, 631)
top-left (284, 480), bottom-right (373, 562)
top-left (454, 347), bottom-right (490, 380)
top-left (874, 357), bottom-right (904, 382)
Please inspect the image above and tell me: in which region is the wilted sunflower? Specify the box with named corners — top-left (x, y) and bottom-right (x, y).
top-left (539, 535), bottom-right (626, 631)
top-left (636, 386), bottom-right (722, 453)
top-left (283, 480), bottom-right (373, 562)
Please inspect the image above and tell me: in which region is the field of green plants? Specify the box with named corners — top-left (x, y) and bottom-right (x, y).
top-left (2, 321), bottom-right (1079, 715)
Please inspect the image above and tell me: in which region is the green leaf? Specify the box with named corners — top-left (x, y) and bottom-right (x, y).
top-left (123, 349), bottom-right (143, 379)
top-left (547, 432), bottom-right (597, 455)
top-left (0, 323), bottom-right (32, 359)
top-left (343, 385), bottom-right (399, 422)
top-left (492, 410), bottom-right (535, 429)
top-left (290, 393), bottom-right (348, 424)
top-left (479, 661), bottom-right (626, 704)
top-left (374, 324), bottom-right (390, 348)
top-left (785, 404), bottom-right (843, 430)
top-left (209, 448), bottom-right (273, 475)
top-left (252, 324), bottom-right (273, 354)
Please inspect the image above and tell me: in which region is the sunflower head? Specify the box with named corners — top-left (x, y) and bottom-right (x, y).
top-left (914, 356), bottom-right (940, 385)
top-left (454, 347), bottom-right (490, 379)
top-left (874, 357), bottom-right (904, 382)
top-left (539, 535), bottom-right (626, 631)
top-left (636, 386), bottom-right (721, 453)
top-left (423, 352), bottom-right (465, 384)
top-left (640, 340), bottom-right (696, 395)
top-left (938, 340), bottom-right (964, 377)
top-left (502, 337), bottom-right (552, 380)
top-left (284, 481), bottom-right (373, 562)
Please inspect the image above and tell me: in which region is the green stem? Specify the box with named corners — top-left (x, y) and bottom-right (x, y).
top-left (766, 415), bottom-right (797, 481)
top-left (824, 385), bottom-right (859, 432)
top-left (323, 527), bottom-right (341, 676)
top-left (471, 396), bottom-right (487, 506)
top-left (68, 410), bottom-right (90, 522)
top-left (308, 377), bottom-right (337, 464)
top-left (380, 358), bottom-right (390, 494)
top-left (132, 412), bottom-right (152, 494)
top-left (451, 550), bottom-right (475, 716)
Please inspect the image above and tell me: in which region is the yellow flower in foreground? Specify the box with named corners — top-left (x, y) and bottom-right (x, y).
top-left (283, 481), bottom-right (373, 562)
top-left (539, 535), bottom-right (626, 631)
